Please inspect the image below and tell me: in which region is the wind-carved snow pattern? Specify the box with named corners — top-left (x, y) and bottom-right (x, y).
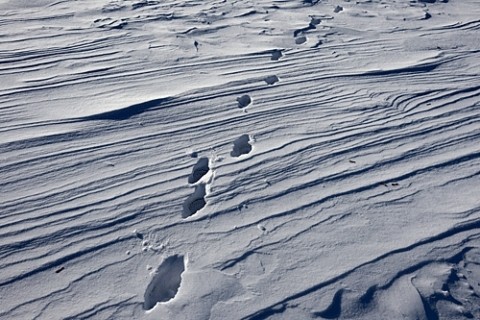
top-left (0, 0), bottom-right (479, 319)
top-left (143, 255), bottom-right (185, 310)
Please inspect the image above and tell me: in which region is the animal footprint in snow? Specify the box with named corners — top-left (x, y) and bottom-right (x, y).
top-left (271, 49), bottom-right (283, 61)
top-left (182, 183), bottom-right (207, 218)
top-left (264, 75), bottom-right (279, 85)
top-left (188, 157), bottom-right (210, 184)
top-left (295, 35), bottom-right (307, 45)
top-left (237, 94), bottom-right (252, 108)
top-left (231, 134), bottom-right (253, 157)
top-left (143, 255), bottom-right (185, 310)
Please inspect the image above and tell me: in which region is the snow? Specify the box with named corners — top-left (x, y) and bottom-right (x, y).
top-left (0, 0), bottom-right (479, 319)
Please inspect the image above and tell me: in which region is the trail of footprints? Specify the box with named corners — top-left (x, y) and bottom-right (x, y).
top-left (142, 25), bottom-right (288, 312)
top-left (181, 47), bottom-right (284, 219)
top-left (140, 9), bottom-right (320, 309)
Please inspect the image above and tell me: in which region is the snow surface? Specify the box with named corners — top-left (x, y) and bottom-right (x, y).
top-left (1, 0), bottom-right (480, 319)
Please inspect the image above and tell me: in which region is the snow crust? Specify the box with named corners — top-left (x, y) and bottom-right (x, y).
top-left (0, 0), bottom-right (479, 319)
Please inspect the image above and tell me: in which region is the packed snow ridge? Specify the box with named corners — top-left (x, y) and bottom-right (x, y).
top-left (0, 0), bottom-right (479, 319)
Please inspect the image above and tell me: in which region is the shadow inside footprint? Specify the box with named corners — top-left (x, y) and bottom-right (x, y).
top-left (188, 157), bottom-right (209, 184)
top-left (295, 35), bottom-right (307, 45)
top-left (271, 49), bottom-right (283, 61)
top-left (231, 134), bottom-right (252, 157)
top-left (237, 94), bottom-right (252, 108)
top-left (182, 183), bottom-right (207, 218)
top-left (313, 289), bottom-right (344, 319)
top-left (264, 75), bottom-right (279, 85)
top-left (144, 255), bottom-right (185, 310)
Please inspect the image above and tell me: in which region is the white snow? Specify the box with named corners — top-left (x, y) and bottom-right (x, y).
top-left (1, 0), bottom-right (479, 319)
